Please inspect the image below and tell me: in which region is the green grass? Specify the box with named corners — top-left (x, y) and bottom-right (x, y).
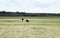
top-left (0, 17), bottom-right (60, 38)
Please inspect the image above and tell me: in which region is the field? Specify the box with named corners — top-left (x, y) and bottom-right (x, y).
top-left (0, 16), bottom-right (60, 38)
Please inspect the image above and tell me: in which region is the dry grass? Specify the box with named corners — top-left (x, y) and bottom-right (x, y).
top-left (0, 17), bottom-right (60, 38)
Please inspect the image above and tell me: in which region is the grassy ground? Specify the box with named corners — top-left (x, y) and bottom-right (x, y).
top-left (0, 17), bottom-right (60, 38)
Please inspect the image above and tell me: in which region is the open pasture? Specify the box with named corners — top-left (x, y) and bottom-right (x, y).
top-left (0, 17), bottom-right (60, 38)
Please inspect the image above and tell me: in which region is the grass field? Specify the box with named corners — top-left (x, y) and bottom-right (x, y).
top-left (0, 16), bottom-right (60, 38)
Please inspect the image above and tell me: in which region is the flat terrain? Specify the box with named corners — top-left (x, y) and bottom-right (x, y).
top-left (0, 17), bottom-right (60, 38)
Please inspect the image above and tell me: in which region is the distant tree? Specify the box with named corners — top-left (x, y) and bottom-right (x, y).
top-left (2, 11), bottom-right (6, 13)
top-left (16, 11), bottom-right (19, 13)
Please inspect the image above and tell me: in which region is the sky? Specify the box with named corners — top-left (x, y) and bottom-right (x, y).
top-left (0, 0), bottom-right (60, 13)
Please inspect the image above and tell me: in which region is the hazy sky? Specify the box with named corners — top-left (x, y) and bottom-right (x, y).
top-left (0, 0), bottom-right (60, 13)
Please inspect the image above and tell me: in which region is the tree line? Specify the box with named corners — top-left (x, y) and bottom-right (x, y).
top-left (0, 11), bottom-right (60, 17)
